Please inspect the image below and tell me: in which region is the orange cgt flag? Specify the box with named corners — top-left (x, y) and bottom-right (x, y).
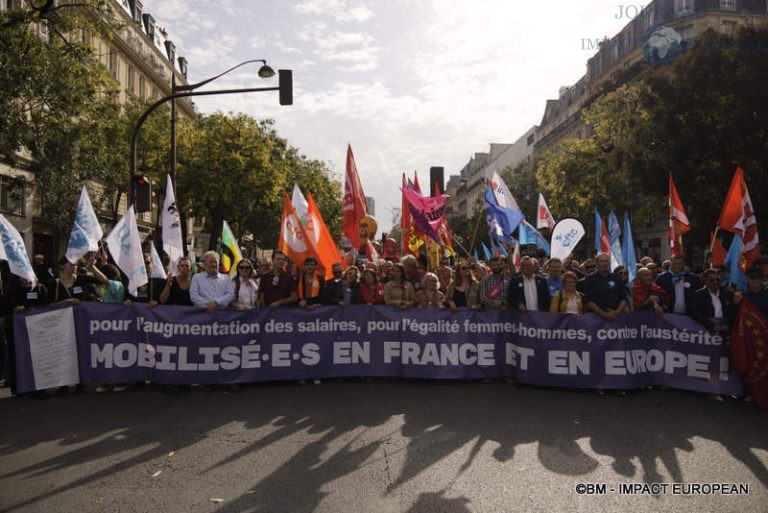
top-left (305, 193), bottom-right (342, 279)
top-left (278, 194), bottom-right (316, 267)
top-left (343, 144), bottom-right (368, 249)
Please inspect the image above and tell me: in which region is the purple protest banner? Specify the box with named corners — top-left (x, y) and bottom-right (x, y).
top-left (13, 303), bottom-right (743, 395)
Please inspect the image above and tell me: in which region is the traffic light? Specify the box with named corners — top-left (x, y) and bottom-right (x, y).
top-left (134, 175), bottom-right (152, 213)
top-left (279, 69), bottom-right (293, 106)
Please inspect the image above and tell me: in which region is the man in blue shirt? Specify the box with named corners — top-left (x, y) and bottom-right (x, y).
top-left (190, 251), bottom-right (234, 313)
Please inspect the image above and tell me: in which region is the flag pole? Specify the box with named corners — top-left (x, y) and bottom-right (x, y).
top-left (710, 227), bottom-right (720, 257)
top-left (469, 210), bottom-right (483, 258)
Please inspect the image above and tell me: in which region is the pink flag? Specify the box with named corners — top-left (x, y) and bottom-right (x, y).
top-left (402, 184), bottom-right (447, 244)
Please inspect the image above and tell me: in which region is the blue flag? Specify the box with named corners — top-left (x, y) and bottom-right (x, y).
top-left (481, 242), bottom-right (492, 261)
top-left (484, 185), bottom-right (524, 242)
top-left (519, 220), bottom-right (551, 255)
top-left (608, 211), bottom-right (623, 269)
top-left (724, 235), bottom-right (747, 291)
top-left (473, 247), bottom-right (479, 261)
top-left (622, 212), bottom-right (637, 284)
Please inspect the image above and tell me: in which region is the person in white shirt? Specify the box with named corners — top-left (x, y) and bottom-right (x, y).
top-left (190, 251), bottom-right (234, 313)
top-left (508, 256), bottom-right (550, 312)
top-left (229, 258), bottom-right (260, 310)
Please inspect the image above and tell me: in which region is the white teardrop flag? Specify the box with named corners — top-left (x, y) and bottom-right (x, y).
top-left (550, 218), bottom-right (585, 261)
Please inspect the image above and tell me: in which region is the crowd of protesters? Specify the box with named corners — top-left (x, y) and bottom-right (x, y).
top-left (1, 244), bottom-right (767, 398)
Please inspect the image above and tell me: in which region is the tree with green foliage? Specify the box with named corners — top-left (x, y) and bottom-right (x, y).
top-left (536, 27), bottom-right (768, 257)
top-left (177, 113), bottom-right (342, 250)
top-left (0, 0), bottom-right (121, 229)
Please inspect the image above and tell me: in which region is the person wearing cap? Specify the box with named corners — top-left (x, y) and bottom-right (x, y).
top-left (737, 267), bottom-right (768, 318)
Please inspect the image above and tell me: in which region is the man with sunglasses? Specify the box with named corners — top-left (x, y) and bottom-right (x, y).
top-left (691, 268), bottom-right (736, 333)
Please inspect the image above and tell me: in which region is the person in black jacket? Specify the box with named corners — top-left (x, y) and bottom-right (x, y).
top-left (321, 263), bottom-right (345, 305)
top-left (578, 253), bottom-right (629, 321)
top-left (4, 276), bottom-right (49, 395)
top-left (508, 256), bottom-right (550, 312)
top-left (691, 268), bottom-right (736, 333)
top-left (655, 254), bottom-right (702, 315)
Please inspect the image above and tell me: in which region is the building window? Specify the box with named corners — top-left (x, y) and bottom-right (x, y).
top-left (646, 8), bottom-right (655, 30)
top-left (0, 175), bottom-right (25, 216)
top-left (675, 0), bottom-right (694, 16)
top-left (37, 18), bottom-right (49, 42)
top-left (127, 65), bottom-right (135, 94)
top-left (139, 75), bottom-right (146, 98)
top-left (108, 49), bottom-right (118, 80)
top-left (722, 20), bottom-right (738, 34)
top-left (526, 133), bottom-right (535, 146)
top-left (681, 25), bottom-right (695, 41)
top-left (720, 0), bottom-right (736, 9)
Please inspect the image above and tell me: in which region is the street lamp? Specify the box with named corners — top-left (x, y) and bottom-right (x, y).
top-left (129, 59), bottom-right (292, 209)
top-left (169, 59), bottom-right (276, 201)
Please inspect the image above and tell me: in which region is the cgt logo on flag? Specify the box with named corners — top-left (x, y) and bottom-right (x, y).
top-left (284, 218), bottom-right (306, 248)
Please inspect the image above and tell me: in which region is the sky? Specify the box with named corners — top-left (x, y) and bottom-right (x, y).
top-left (151, 0), bottom-right (634, 231)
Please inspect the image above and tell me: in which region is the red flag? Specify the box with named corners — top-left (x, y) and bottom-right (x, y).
top-left (343, 144), bottom-right (368, 249)
top-left (731, 298), bottom-right (768, 410)
top-left (413, 171), bottom-right (421, 193)
top-left (536, 193), bottom-right (556, 230)
top-left (717, 167), bottom-right (760, 267)
top-left (669, 173), bottom-right (691, 256)
top-left (511, 240), bottom-right (521, 271)
top-left (600, 216), bottom-right (611, 254)
top-left (278, 194), bottom-right (317, 267)
top-left (710, 231), bottom-right (727, 266)
top-left (305, 193), bottom-right (342, 279)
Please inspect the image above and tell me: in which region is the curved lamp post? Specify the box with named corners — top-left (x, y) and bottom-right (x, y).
top-left (129, 59), bottom-right (292, 208)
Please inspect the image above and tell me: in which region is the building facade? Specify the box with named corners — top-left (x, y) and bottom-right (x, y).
top-left (0, 0), bottom-right (195, 266)
top-left (448, 0), bottom-right (767, 259)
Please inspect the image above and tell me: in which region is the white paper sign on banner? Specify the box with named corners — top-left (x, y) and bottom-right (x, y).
top-left (25, 307), bottom-right (79, 390)
top-left (550, 218), bottom-right (585, 261)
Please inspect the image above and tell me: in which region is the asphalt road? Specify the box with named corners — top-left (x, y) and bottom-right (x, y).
top-left (0, 381), bottom-right (766, 513)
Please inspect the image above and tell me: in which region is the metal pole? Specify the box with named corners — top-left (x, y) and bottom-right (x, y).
top-left (170, 73), bottom-right (177, 192)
